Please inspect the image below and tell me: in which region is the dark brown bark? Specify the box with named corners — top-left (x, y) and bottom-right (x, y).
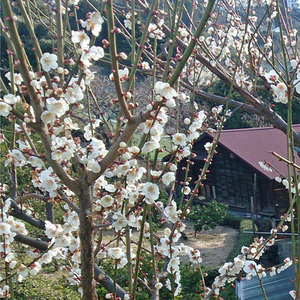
top-left (14, 233), bottom-right (49, 250)
top-left (78, 185), bottom-right (97, 300)
top-left (94, 267), bottom-right (126, 298)
top-left (46, 200), bottom-right (54, 222)
top-left (9, 200), bottom-right (46, 230)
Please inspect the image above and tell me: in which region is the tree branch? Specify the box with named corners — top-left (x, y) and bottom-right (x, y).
top-left (181, 80), bottom-right (264, 116)
top-left (9, 199), bottom-right (46, 230)
top-left (106, 0), bottom-right (132, 121)
top-left (14, 232), bottom-right (49, 250)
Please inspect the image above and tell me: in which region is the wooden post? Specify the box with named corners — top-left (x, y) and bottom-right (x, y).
top-left (250, 196), bottom-right (256, 236)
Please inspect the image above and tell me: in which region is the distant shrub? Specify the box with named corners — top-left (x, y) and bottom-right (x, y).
top-left (188, 200), bottom-right (228, 233)
top-left (221, 214), bottom-right (243, 229)
top-left (227, 219), bottom-right (254, 262)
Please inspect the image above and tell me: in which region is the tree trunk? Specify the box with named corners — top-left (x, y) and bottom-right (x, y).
top-left (78, 187), bottom-right (97, 300)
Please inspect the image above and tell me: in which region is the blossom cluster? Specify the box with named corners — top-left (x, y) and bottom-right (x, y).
top-left (0, 199), bottom-right (28, 294)
top-left (206, 234), bottom-right (294, 297)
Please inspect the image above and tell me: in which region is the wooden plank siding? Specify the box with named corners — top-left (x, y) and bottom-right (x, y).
top-left (176, 137), bottom-right (289, 218)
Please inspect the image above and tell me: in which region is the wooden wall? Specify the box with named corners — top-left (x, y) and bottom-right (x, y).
top-left (177, 137), bottom-right (286, 217)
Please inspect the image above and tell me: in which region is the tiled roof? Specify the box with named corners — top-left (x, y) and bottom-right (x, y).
top-left (204, 125), bottom-right (300, 179)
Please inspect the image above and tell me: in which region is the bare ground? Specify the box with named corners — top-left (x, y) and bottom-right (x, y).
top-left (180, 224), bottom-right (239, 267)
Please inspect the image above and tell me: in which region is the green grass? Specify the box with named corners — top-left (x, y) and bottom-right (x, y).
top-left (11, 273), bottom-right (81, 300)
top-left (226, 219), bottom-right (254, 262)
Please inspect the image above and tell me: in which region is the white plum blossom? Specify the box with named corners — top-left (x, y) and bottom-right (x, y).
top-left (141, 141), bottom-right (160, 153)
top-left (140, 61), bottom-right (150, 69)
top-left (293, 72), bottom-right (300, 94)
top-left (162, 172), bottom-right (176, 186)
top-left (109, 68), bottom-right (129, 82)
top-left (112, 212), bottom-right (128, 231)
top-left (71, 30), bottom-right (90, 48)
top-left (41, 111), bottom-right (56, 124)
top-left (188, 249), bottom-right (202, 265)
top-left (290, 59), bottom-right (298, 69)
top-left (289, 290), bottom-right (296, 299)
top-left (148, 23), bottom-right (165, 39)
top-left (178, 27), bottom-right (189, 41)
top-left (80, 12), bottom-right (104, 37)
top-left (98, 195), bottom-right (114, 208)
top-left (40, 53), bottom-right (58, 72)
top-left (116, 257), bottom-right (128, 269)
top-left (154, 81), bottom-right (178, 99)
top-left (29, 262), bottom-right (42, 276)
top-left (126, 166), bottom-right (146, 182)
top-left (177, 146), bottom-right (191, 159)
top-left (204, 142), bottom-right (213, 152)
top-left (142, 182), bottom-right (159, 204)
top-left (86, 159), bottom-right (101, 173)
top-left (5, 72), bottom-right (23, 85)
top-left (5, 149), bottom-right (26, 167)
top-left (150, 170), bottom-right (162, 178)
top-left (46, 97), bottom-right (69, 117)
top-left (258, 161), bottom-right (272, 172)
top-left (3, 94), bottom-right (20, 105)
top-left (182, 186), bottom-right (191, 195)
top-left (81, 46), bottom-right (105, 67)
top-left (83, 120), bottom-right (101, 140)
top-left (212, 105), bottom-right (223, 114)
top-left (51, 136), bottom-right (76, 162)
top-left (45, 220), bottom-right (63, 239)
top-left (172, 133), bottom-right (187, 147)
top-left (0, 222), bottom-right (11, 235)
top-left (38, 168), bottom-right (60, 197)
top-left (243, 260), bottom-right (261, 276)
top-left (167, 257), bottom-right (180, 273)
top-left (165, 98), bottom-right (176, 108)
top-left (124, 19), bottom-right (132, 29)
top-left (107, 247), bottom-right (125, 260)
top-left (63, 117), bottom-right (80, 130)
top-left (271, 82), bottom-right (288, 104)
top-left (9, 218), bottom-right (28, 235)
top-left (17, 139), bottom-right (31, 152)
top-left (0, 102), bottom-right (12, 117)
top-left (155, 282), bottom-right (163, 290)
top-left (165, 200), bottom-right (181, 223)
top-left (64, 84), bottom-right (84, 104)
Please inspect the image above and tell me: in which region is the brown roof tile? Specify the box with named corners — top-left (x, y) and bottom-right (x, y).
top-left (209, 125), bottom-right (300, 179)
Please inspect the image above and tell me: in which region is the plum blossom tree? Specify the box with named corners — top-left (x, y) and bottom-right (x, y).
top-left (0, 0), bottom-right (300, 299)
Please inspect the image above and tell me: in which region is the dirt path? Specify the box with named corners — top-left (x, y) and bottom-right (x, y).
top-left (181, 224), bottom-right (239, 267)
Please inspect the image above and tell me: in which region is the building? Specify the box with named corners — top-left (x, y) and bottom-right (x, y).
top-left (286, 0), bottom-right (299, 9)
top-left (176, 126), bottom-right (300, 218)
top-left (236, 267), bottom-right (295, 300)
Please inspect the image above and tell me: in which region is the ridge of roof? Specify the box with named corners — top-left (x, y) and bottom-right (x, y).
top-left (211, 124), bottom-right (300, 133)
